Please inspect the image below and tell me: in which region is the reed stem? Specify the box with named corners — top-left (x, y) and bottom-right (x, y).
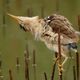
top-left (73, 66), bottom-right (76, 80)
top-left (9, 69), bottom-right (13, 80)
top-left (32, 50), bottom-right (37, 80)
top-left (78, 15), bottom-right (80, 31)
top-left (51, 62), bottom-right (56, 80)
top-left (16, 56), bottom-right (20, 71)
top-left (24, 45), bottom-right (30, 80)
top-left (76, 52), bottom-right (79, 80)
top-left (58, 28), bottom-right (62, 80)
top-left (44, 72), bottom-right (47, 80)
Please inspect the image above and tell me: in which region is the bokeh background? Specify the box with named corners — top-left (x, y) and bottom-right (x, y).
top-left (0, 0), bottom-right (80, 80)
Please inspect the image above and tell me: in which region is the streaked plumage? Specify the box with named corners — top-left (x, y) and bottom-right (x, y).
top-left (8, 13), bottom-right (80, 65)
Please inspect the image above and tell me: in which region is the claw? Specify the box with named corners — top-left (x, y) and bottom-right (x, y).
top-left (58, 64), bottom-right (64, 72)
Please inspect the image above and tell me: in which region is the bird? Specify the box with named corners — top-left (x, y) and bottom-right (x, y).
top-left (8, 13), bottom-right (80, 66)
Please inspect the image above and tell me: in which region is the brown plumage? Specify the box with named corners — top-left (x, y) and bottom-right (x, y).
top-left (44, 14), bottom-right (79, 42)
top-left (8, 13), bottom-right (80, 66)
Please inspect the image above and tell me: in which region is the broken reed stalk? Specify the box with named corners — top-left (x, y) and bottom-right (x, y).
top-left (73, 66), bottom-right (76, 80)
top-left (58, 28), bottom-right (62, 80)
top-left (32, 50), bottom-right (37, 80)
top-left (51, 61), bottom-right (56, 80)
top-left (44, 72), bottom-right (47, 80)
top-left (9, 69), bottom-right (13, 80)
top-left (76, 51), bottom-right (79, 80)
top-left (24, 45), bottom-right (30, 80)
top-left (16, 57), bottom-right (20, 71)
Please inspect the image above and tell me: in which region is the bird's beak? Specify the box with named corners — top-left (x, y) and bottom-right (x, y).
top-left (7, 13), bottom-right (20, 22)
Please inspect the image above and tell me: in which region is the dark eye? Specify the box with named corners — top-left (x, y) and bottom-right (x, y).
top-left (48, 16), bottom-right (53, 20)
top-left (44, 15), bottom-right (53, 22)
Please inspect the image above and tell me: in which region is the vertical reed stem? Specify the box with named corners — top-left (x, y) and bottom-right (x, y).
top-left (32, 50), bottom-right (37, 80)
top-left (9, 69), bottom-right (13, 80)
top-left (58, 28), bottom-right (62, 80)
top-left (76, 52), bottom-right (79, 80)
top-left (77, 15), bottom-right (80, 80)
top-left (44, 72), bottom-right (47, 80)
top-left (73, 66), bottom-right (76, 80)
top-left (16, 56), bottom-right (20, 71)
top-left (51, 62), bottom-right (56, 80)
top-left (0, 54), bottom-right (3, 80)
top-left (24, 45), bottom-right (30, 80)
top-left (78, 15), bottom-right (80, 31)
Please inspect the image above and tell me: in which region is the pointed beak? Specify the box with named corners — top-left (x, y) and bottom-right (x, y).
top-left (7, 13), bottom-right (20, 22)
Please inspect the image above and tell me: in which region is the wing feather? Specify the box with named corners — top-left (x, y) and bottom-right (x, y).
top-left (45, 14), bottom-right (78, 40)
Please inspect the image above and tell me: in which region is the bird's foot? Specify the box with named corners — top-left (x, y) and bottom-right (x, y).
top-left (58, 64), bottom-right (64, 75)
top-left (58, 64), bottom-right (64, 71)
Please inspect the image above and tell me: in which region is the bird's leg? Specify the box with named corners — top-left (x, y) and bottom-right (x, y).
top-left (53, 52), bottom-right (59, 62)
top-left (62, 57), bottom-right (68, 66)
top-left (54, 52), bottom-right (63, 72)
top-left (57, 56), bottom-right (64, 72)
top-left (58, 53), bottom-right (68, 71)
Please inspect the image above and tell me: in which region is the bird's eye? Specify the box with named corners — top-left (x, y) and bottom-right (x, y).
top-left (48, 16), bottom-right (53, 20)
top-left (44, 16), bottom-right (53, 21)
top-left (47, 16), bottom-right (50, 19)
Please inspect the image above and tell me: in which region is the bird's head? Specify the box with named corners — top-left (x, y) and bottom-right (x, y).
top-left (8, 14), bottom-right (45, 35)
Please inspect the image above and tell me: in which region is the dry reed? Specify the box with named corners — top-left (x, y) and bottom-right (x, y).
top-left (51, 62), bottom-right (56, 80)
top-left (44, 72), bottom-right (47, 80)
top-left (16, 56), bottom-right (20, 71)
top-left (24, 45), bottom-right (30, 80)
top-left (9, 69), bottom-right (13, 80)
top-left (32, 50), bottom-right (37, 80)
top-left (73, 66), bottom-right (76, 80)
top-left (57, 28), bottom-right (63, 80)
top-left (76, 52), bottom-right (79, 80)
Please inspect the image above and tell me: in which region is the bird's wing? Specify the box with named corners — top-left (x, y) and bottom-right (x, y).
top-left (44, 14), bottom-right (78, 40)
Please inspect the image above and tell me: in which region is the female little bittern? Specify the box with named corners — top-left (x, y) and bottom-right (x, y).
top-left (8, 13), bottom-right (80, 66)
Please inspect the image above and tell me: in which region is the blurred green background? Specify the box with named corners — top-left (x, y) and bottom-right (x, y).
top-left (0, 0), bottom-right (80, 80)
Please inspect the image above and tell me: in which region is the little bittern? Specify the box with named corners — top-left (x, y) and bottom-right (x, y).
top-left (8, 13), bottom-right (80, 66)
